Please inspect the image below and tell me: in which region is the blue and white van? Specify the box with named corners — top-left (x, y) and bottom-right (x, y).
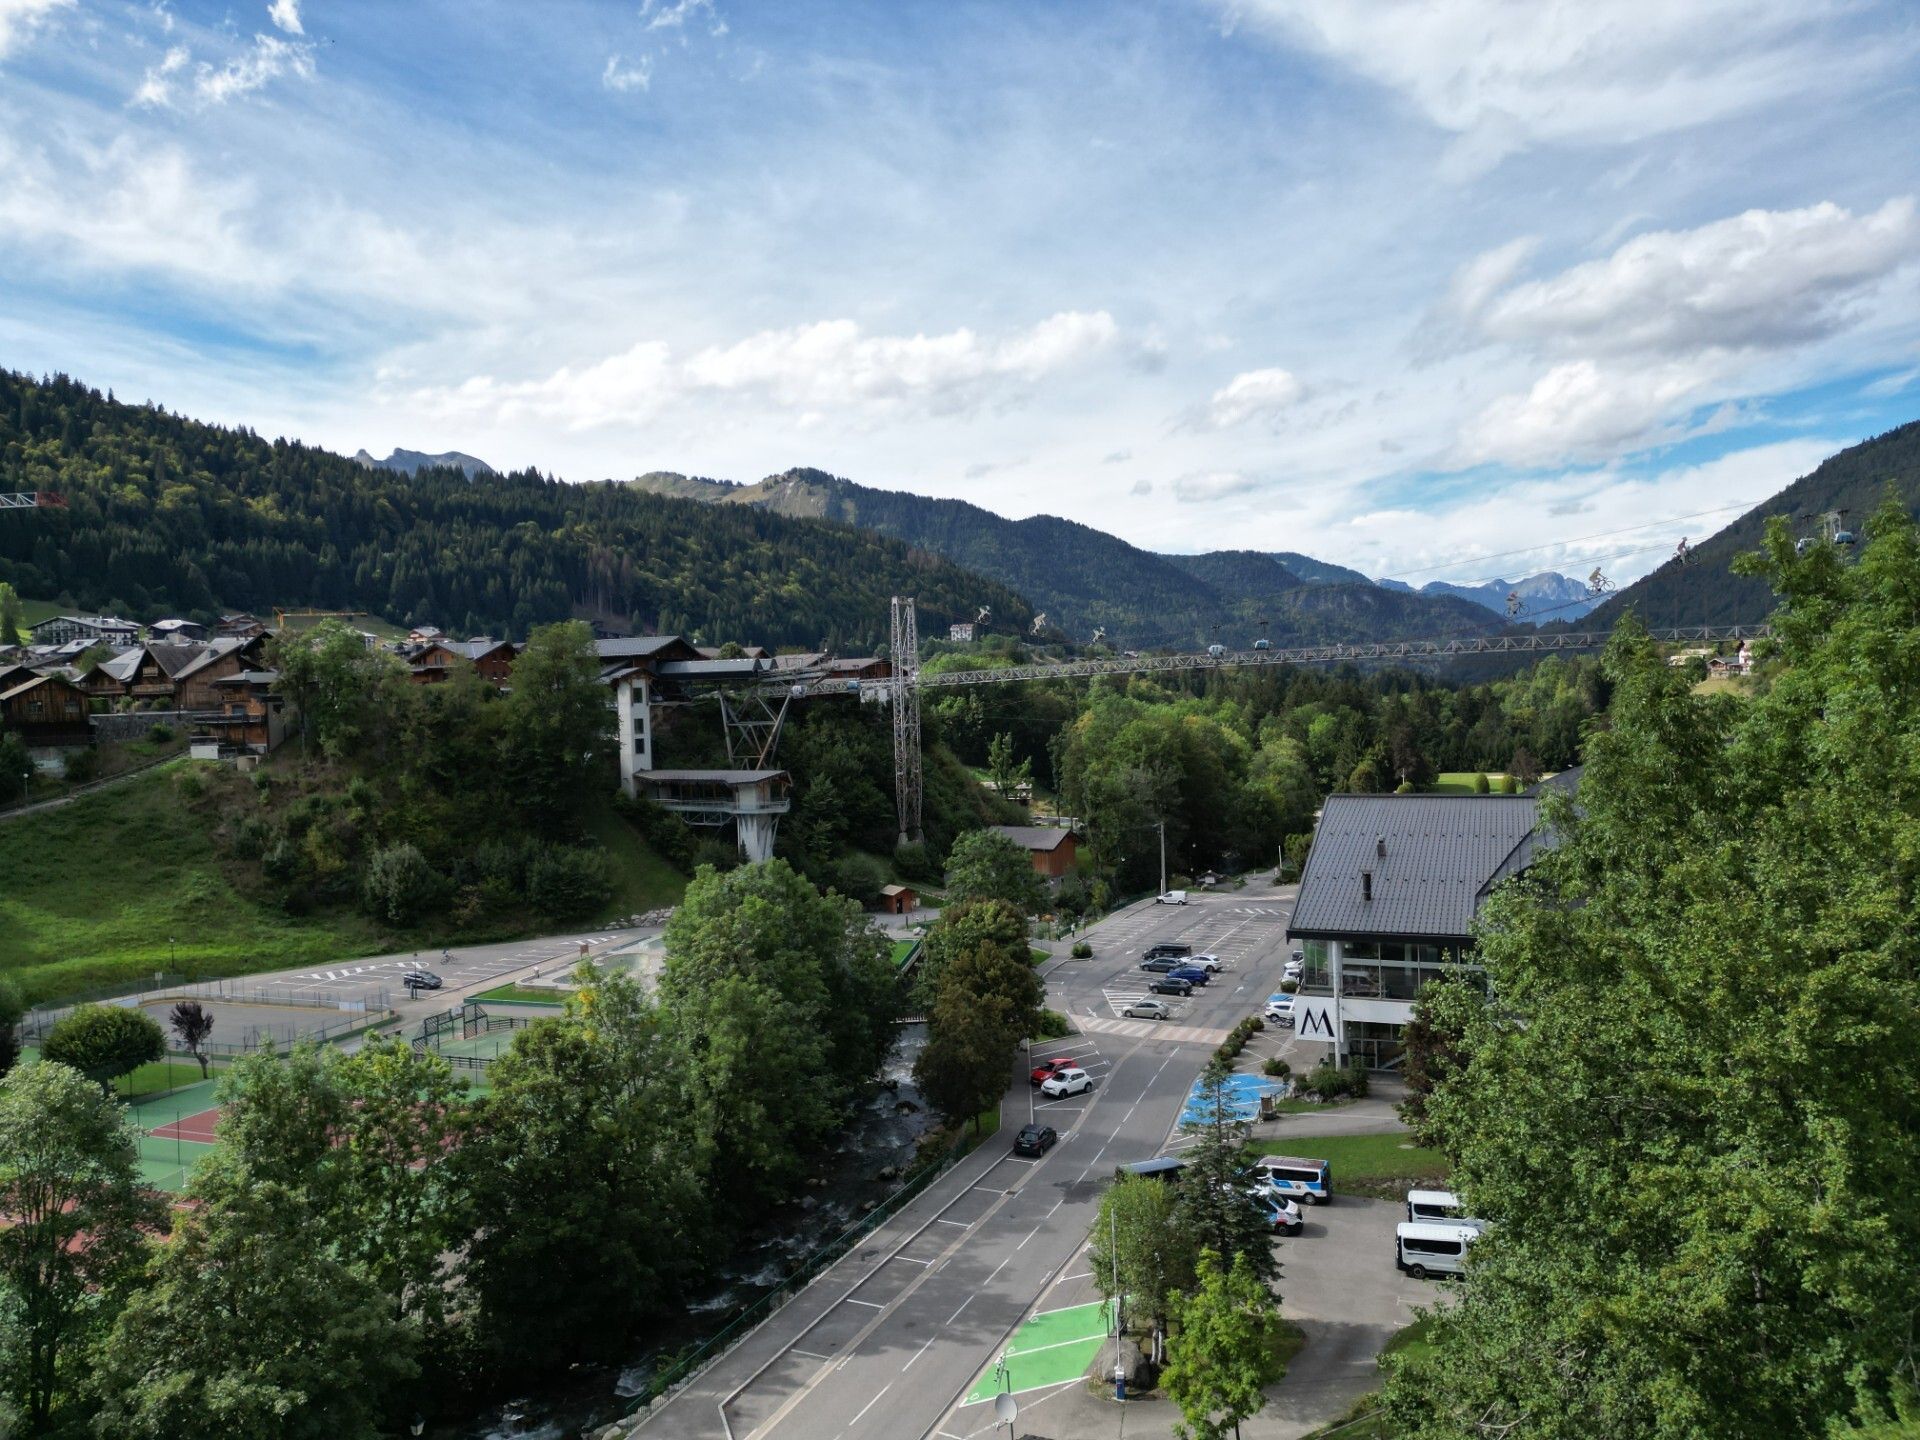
top-left (1253, 1154), bottom-right (1331, 1205)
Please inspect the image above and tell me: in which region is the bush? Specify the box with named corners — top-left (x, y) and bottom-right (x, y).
top-left (1280, 979), bottom-right (1299, 994)
top-left (892, 841), bottom-right (939, 884)
top-left (1070, 941), bottom-right (1092, 959)
top-left (230, 814), bottom-right (272, 860)
top-left (526, 845), bottom-right (613, 920)
top-left (42, 1005), bottom-right (165, 1088)
top-left (613, 788), bottom-right (698, 872)
top-left (1299, 1058), bottom-right (1372, 1100)
top-left (147, 722), bottom-right (175, 743)
top-left (1263, 1057), bottom-right (1291, 1078)
top-left (61, 748), bottom-right (99, 784)
top-left (824, 852), bottom-right (889, 907)
top-left (361, 841), bottom-right (445, 924)
top-left (1500, 774), bottom-right (1519, 795)
top-left (1033, 1009), bottom-right (1072, 1040)
top-left (1473, 772), bottom-right (1490, 794)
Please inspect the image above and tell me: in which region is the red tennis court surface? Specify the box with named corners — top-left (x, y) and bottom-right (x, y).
top-left (148, 1107), bottom-right (221, 1143)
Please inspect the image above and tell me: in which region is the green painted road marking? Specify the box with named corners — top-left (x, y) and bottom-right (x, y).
top-left (965, 1299), bottom-right (1114, 1402)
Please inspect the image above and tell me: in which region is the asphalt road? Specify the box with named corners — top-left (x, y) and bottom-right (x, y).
top-left (632, 883), bottom-right (1301, 1440)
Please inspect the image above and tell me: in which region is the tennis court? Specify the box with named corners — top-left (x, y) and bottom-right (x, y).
top-left (127, 1079), bottom-right (224, 1194)
top-left (964, 1298), bottom-right (1115, 1402)
top-left (432, 1029), bottom-right (520, 1061)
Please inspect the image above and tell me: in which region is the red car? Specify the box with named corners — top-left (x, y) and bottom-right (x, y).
top-left (1030, 1056), bottom-right (1077, 1087)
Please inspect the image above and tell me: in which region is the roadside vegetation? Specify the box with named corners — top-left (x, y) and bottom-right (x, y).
top-left (0, 856), bottom-right (911, 1434)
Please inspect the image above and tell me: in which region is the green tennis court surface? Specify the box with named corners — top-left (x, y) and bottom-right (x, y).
top-left (433, 1030), bottom-right (518, 1061)
top-left (965, 1298), bottom-right (1114, 1402)
top-left (127, 1079), bottom-right (223, 1194)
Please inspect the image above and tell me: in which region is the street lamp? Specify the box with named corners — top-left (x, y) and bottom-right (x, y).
top-left (410, 1417), bottom-right (426, 1438)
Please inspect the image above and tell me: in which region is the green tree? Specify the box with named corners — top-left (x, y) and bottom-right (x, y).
top-left (943, 827), bottom-right (1045, 915)
top-left (915, 896), bottom-right (1031, 1007)
top-left (661, 860), bottom-right (897, 1207)
top-left (0, 582), bottom-right (22, 647)
top-left (269, 620), bottom-right (410, 761)
top-left (92, 1157), bottom-right (414, 1440)
top-left (496, 620), bottom-right (611, 831)
top-left (0, 1061), bottom-right (162, 1430)
top-left (1384, 511), bottom-right (1920, 1439)
top-left (360, 841), bottom-right (445, 924)
top-left (911, 995), bottom-right (1008, 1132)
top-left (334, 1039), bottom-right (469, 1334)
top-left (459, 971), bottom-right (707, 1370)
top-left (985, 730), bottom-right (1032, 798)
top-left (0, 733), bottom-right (27, 802)
top-left (40, 1004), bottom-right (164, 1090)
top-left (1172, 1060), bottom-right (1277, 1286)
top-left (1162, 1249), bottom-right (1287, 1440)
top-left (0, 978), bottom-right (23, 1078)
top-left (1396, 978), bottom-right (1477, 1150)
top-left (1088, 1173), bottom-right (1197, 1340)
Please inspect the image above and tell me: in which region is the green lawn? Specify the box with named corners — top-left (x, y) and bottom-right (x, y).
top-left (889, 939), bottom-right (920, 970)
top-left (1430, 771), bottom-right (1514, 795)
top-left (472, 982), bottom-right (567, 1006)
top-left (1249, 1132), bottom-right (1449, 1190)
top-left (1029, 947), bottom-right (1050, 965)
top-left (0, 767), bottom-right (391, 1003)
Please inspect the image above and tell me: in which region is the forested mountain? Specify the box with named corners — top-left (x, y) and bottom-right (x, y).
top-left (1379, 570), bottom-right (1600, 620)
top-left (1592, 419), bottom-right (1920, 628)
top-left (353, 446), bottom-right (495, 478)
top-left (1270, 551), bottom-right (1373, 587)
top-left (627, 468), bottom-right (1502, 647)
top-left (0, 371), bottom-right (1032, 651)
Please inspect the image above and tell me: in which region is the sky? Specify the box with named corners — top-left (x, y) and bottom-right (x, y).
top-left (3, 0), bottom-right (1919, 592)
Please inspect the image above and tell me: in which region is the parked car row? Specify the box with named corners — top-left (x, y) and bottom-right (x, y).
top-left (1396, 1189), bottom-right (1487, 1279)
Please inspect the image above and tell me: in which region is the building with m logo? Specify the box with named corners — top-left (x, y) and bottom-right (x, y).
top-left (1286, 781), bottom-right (1572, 1070)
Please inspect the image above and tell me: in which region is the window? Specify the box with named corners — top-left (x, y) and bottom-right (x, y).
top-left (1301, 939), bottom-right (1331, 993)
top-left (1402, 1236), bottom-right (1463, 1257)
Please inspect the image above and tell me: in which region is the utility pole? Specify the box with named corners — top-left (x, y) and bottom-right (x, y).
top-left (1157, 819), bottom-right (1166, 898)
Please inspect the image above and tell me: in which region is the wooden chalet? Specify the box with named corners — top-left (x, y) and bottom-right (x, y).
top-left (0, 668), bottom-right (92, 748)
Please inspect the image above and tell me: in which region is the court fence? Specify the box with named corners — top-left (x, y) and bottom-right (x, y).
top-left (20, 979), bottom-right (392, 1045)
top-left (407, 1002), bottom-right (540, 1071)
top-left (619, 1124), bottom-right (979, 1417)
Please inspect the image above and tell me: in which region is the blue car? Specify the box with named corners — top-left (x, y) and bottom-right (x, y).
top-left (1168, 965), bottom-right (1210, 987)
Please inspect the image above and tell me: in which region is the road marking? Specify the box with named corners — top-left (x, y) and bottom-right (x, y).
top-left (847, 1383), bottom-right (891, 1428)
top-left (935, 1218), bottom-right (971, 1228)
top-left (790, 1349), bottom-right (832, 1361)
top-left (844, 1298), bottom-right (884, 1309)
top-left (1015, 1224), bottom-right (1041, 1250)
top-left (947, 1294), bottom-right (975, 1323)
top-left (903, 1333), bottom-right (938, 1371)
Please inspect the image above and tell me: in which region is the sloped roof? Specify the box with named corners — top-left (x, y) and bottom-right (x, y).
top-left (1288, 794), bottom-right (1543, 943)
top-left (594, 635), bottom-right (701, 662)
top-left (0, 670), bottom-right (84, 703)
top-left (989, 825), bottom-right (1077, 853)
top-left (172, 637), bottom-right (256, 681)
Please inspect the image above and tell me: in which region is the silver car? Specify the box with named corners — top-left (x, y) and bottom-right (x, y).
top-left (1122, 998), bottom-right (1173, 1020)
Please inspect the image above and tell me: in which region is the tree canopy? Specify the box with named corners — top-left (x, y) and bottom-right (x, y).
top-left (1384, 506), bottom-right (1920, 1438)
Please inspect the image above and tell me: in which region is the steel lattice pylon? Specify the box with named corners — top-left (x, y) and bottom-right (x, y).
top-left (890, 595), bottom-right (923, 847)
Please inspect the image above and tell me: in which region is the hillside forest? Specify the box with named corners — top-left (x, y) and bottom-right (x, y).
top-left (0, 370), bottom-right (1032, 652)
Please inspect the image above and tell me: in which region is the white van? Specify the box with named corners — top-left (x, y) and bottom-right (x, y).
top-left (1155, 890), bottom-right (1189, 905)
top-left (1395, 1221), bottom-right (1481, 1279)
top-left (1405, 1188), bottom-right (1467, 1224)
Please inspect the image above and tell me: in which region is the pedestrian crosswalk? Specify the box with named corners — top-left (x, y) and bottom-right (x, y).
top-left (1075, 1014), bottom-right (1230, 1047)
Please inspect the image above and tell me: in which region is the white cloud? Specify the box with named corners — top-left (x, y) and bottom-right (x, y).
top-left (1863, 364), bottom-right (1920, 398)
top-left (415, 311), bottom-right (1122, 428)
top-left (1129, 478), bottom-right (1153, 496)
top-left (1471, 200), bottom-right (1920, 357)
top-left (1441, 199), bottom-right (1920, 466)
top-left (642, 0), bottom-right (726, 36)
top-left (0, 0), bottom-right (69, 59)
top-left (132, 46), bottom-right (190, 109)
top-left (1218, 0), bottom-right (1898, 163)
top-left (1202, 366), bottom-right (1303, 428)
top-left (195, 33), bottom-right (315, 105)
top-left (267, 0), bottom-right (302, 36)
top-left (1171, 469), bottom-right (1263, 503)
top-left (1458, 358), bottom-right (1722, 467)
top-left (602, 54), bottom-right (652, 93)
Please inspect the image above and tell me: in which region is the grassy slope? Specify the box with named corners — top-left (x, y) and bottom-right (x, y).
top-left (1249, 1132), bottom-right (1449, 1188)
top-left (0, 772), bottom-right (687, 1004)
top-left (0, 766), bottom-right (390, 1002)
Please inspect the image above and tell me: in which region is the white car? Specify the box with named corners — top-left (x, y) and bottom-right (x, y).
top-left (1122, 998), bottom-right (1173, 1020)
top-left (1188, 952), bottom-right (1225, 972)
top-left (1155, 891), bottom-right (1189, 905)
top-left (1282, 959), bottom-right (1304, 982)
top-left (1040, 1067), bottom-right (1093, 1098)
top-left (1263, 994), bottom-right (1295, 1026)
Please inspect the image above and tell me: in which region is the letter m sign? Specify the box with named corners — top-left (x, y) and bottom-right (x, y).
top-left (1296, 998), bottom-right (1337, 1041)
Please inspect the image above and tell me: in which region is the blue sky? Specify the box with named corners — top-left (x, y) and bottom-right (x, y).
top-left (3, 0), bottom-right (1919, 588)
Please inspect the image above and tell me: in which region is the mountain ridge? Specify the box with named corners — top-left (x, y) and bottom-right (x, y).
top-left (354, 446), bottom-right (496, 479)
top-left (624, 468), bottom-right (1503, 647)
